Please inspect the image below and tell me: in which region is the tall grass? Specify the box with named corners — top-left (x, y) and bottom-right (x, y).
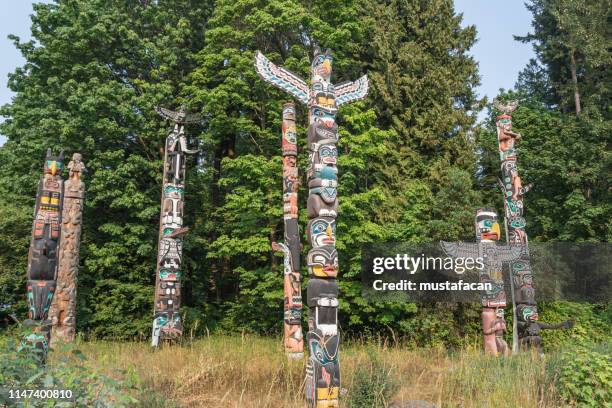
top-left (56, 335), bottom-right (566, 407)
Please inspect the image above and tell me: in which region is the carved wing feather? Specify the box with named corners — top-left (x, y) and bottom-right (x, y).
top-left (496, 245), bottom-right (525, 262)
top-left (440, 241), bottom-right (480, 260)
top-left (183, 113), bottom-right (203, 124)
top-left (254, 51), bottom-right (309, 105)
top-left (334, 75), bottom-right (369, 106)
top-left (156, 106), bottom-right (179, 122)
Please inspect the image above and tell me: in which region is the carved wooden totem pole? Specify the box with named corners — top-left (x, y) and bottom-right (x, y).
top-left (48, 153), bottom-right (86, 345)
top-left (256, 47), bottom-right (368, 408)
top-left (494, 99), bottom-right (572, 353)
top-left (23, 149), bottom-right (65, 356)
top-left (441, 209), bottom-right (522, 356)
top-left (151, 106), bottom-right (199, 347)
top-left (271, 103), bottom-right (304, 359)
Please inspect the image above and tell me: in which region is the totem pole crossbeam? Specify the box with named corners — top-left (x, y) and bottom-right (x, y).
top-left (255, 47), bottom-right (368, 408)
top-left (151, 106), bottom-right (200, 347)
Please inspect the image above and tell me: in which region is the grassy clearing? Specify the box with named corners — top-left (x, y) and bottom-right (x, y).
top-left (51, 335), bottom-right (567, 407)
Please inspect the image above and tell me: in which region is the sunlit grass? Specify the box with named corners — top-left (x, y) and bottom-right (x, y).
top-left (45, 335), bottom-right (568, 407)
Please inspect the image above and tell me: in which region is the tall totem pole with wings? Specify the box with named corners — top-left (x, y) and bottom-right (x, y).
top-left (151, 106), bottom-right (200, 347)
top-left (494, 99), bottom-right (572, 353)
top-left (441, 209), bottom-right (523, 356)
top-left (255, 47), bottom-right (368, 408)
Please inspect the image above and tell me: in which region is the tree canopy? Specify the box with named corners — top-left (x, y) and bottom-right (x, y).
top-left (0, 0), bottom-right (608, 344)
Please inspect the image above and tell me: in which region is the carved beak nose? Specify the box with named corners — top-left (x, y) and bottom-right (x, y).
top-left (492, 223), bottom-right (501, 239)
top-left (50, 161), bottom-right (57, 176)
top-left (326, 225), bottom-right (333, 238)
top-left (323, 60), bottom-right (331, 74)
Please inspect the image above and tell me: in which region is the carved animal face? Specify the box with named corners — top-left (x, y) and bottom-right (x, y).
top-left (44, 149), bottom-right (64, 176)
top-left (311, 107), bottom-right (336, 128)
top-left (308, 217), bottom-right (336, 247)
top-left (307, 246), bottom-right (338, 277)
top-left (475, 209), bottom-right (500, 242)
top-left (312, 47), bottom-right (333, 81)
top-left (308, 121), bottom-right (338, 145)
top-left (496, 114), bottom-right (513, 134)
top-left (318, 145), bottom-right (337, 166)
top-left (520, 305), bottom-right (539, 322)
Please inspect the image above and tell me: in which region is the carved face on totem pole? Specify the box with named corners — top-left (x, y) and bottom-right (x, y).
top-left (307, 246), bottom-right (339, 278)
top-left (312, 47), bottom-right (333, 82)
top-left (308, 121), bottom-right (339, 145)
top-left (518, 304), bottom-right (539, 322)
top-left (307, 217), bottom-right (336, 247)
top-left (475, 208), bottom-right (501, 242)
top-left (307, 167), bottom-right (338, 218)
top-left (44, 149), bottom-right (65, 177)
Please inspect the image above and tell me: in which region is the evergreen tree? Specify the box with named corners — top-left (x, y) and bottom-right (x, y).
top-left (0, 0), bottom-right (213, 336)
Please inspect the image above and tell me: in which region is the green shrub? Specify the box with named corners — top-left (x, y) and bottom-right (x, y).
top-left (548, 343), bottom-right (612, 407)
top-left (348, 355), bottom-right (398, 408)
top-left (0, 335), bottom-right (139, 407)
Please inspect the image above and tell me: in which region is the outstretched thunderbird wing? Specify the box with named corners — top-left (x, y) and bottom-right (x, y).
top-left (156, 107), bottom-right (203, 125)
top-left (334, 75), bottom-right (368, 106)
top-left (496, 245), bottom-right (526, 262)
top-left (254, 51), bottom-right (309, 105)
top-left (156, 107), bottom-right (180, 122)
top-left (440, 241), bottom-right (480, 260)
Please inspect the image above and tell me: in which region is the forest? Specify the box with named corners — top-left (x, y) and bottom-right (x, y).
top-left (0, 0), bottom-right (609, 348)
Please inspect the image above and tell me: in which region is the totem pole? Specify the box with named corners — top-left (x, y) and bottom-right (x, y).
top-left (255, 47), bottom-right (368, 407)
top-left (48, 153), bottom-right (86, 345)
top-left (151, 106), bottom-right (199, 347)
top-left (271, 103), bottom-right (304, 359)
top-left (22, 149), bottom-right (65, 356)
top-left (441, 209), bottom-right (523, 356)
top-left (494, 99), bottom-right (572, 353)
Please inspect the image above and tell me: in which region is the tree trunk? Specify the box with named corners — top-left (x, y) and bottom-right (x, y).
top-left (570, 51), bottom-right (581, 115)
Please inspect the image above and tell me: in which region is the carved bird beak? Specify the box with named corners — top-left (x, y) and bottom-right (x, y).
top-left (326, 225), bottom-right (333, 238)
top-left (50, 161), bottom-right (57, 176)
top-left (492, 222), bottom-right (501, 240)
top-left (323, 60), bottom-right (331, 74)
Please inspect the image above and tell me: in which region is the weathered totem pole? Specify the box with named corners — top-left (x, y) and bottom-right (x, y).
top-left (23, 149), bottom-right (65, 356)
top-left (48, 153), bottom-right (86, 345)
top-left (441, 209), bottom-right (522, 356)
top-left (494, 99), bottom-right (572, 353)
top-left (151, 106), bottom-right (200, 347)
top-left (271, 103), bottom-right (304, 359)
top-left (255, 47), bottom-right (368, 407)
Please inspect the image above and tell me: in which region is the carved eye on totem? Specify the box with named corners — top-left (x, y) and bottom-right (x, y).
top-left (311, 219), bottom-right (335, 235)
top-left (313, 82), bottom-right (323, 92)
top-left (319, 146), bottom-right (338, 162)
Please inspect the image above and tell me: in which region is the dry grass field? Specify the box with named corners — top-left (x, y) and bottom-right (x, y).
top-left (58, 335), bottom-right (565, 408)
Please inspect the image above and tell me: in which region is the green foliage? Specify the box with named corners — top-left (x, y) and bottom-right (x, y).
top-left (0, 335), bottom-right (139, 407)
top-left (547, 343), bottom-right (612, 407)
top-left (0, 0), bottom-right (608, 349)
top-left (347, 354), bottom-right (398, 408)
top-left (539, 302), bottom-right (612, 350)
